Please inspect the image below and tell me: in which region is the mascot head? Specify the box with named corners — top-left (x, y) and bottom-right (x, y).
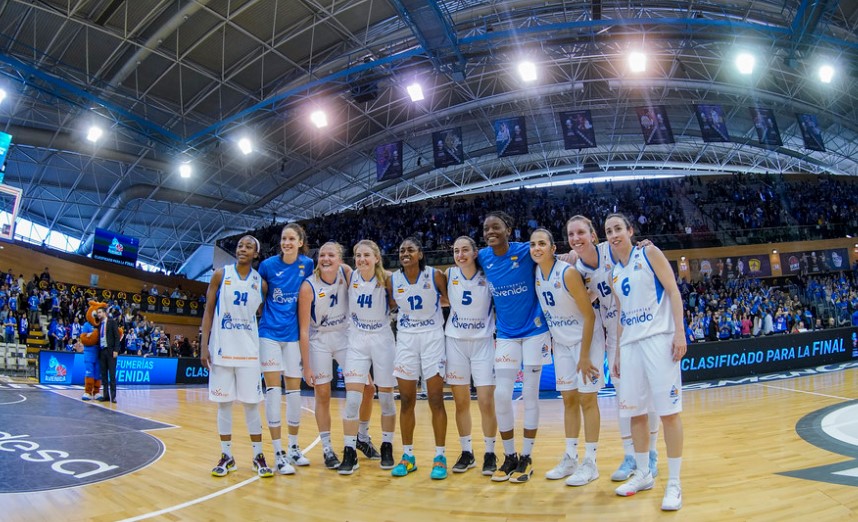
top-left (80, 301), bottom-right (108, 347)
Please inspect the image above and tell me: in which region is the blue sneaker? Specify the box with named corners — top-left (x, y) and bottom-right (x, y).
top-left (649, 450), bottom-right (659, 479)
top-left (391, 454), bottom-right (417, 477)
top-left (430, 455), bottom-right (448, 480)
top-left (611, 455), bottom-right (636, 481)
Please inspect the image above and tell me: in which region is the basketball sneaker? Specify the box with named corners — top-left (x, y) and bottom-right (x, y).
top-left (482, 452), bottom-right (498, 476)
top-left (288, 445), bottom-right (310, 466)
top-left (391, 454), bottom-right (417, 477)
top-left (611, 455), bottom-right (636, 481)
top-left (81, 393), bottom-right (92, 401)
top-left (614, 469), bottom-right (654, 496)
top-left (275, 450), bottom-right (296, 475)
top-left (565, 457), bottom-right (599, 486)
top-left (211, 453), bottom-right (236, 477)
top-left (253, 453), bottom-right (274, 478)
top-left (509, 454), bottom-right (534, 484)
top-left (379, 442), bottom-right (395, 469)
top-left (323, 448), bottom-right (341, 470)
top-left (430, 455), bottom-right (448, 480)
top-left (356, 437), bottom-right (381, 460)
top-left (661, 480), bottom-right (682, 511)
top-left (337, 447), bottom-right (359, 475)
top-left (491, 453), bottom-right (518, 482)
top-left (545, 453), bottom-right (577, 480)
top-left (649, 449), bottom-right (659, 478)
top-left (452, 451), bottom-right (476, 473)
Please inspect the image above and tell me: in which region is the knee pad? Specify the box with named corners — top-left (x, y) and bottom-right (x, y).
top-left (342, 390), bottom-right (363, 421)
top-left (522, 365), bottom-right (542, 430)
top-left (243, 402), bottom-right (262, 436)
top-left (217, 402), bottom-right (233, 436)
top-left (494, 369), bottom-right (517, 433)
top-left (285, 389), bottom-right (302, 427)
top-left (264, 387), bottom-right (282, 428)
top-left (378, 391), bottom-right (396, 417)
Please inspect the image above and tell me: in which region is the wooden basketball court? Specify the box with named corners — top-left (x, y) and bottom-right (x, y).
top-left (2, 366), bottom-right (857, 521)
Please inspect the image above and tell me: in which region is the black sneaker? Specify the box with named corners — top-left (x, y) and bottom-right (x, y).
top-left (491, 453), bottom-right (518, 482)
top-left (337, 447), bottom-right (359, 475)
top-left (356, 437), bottom-right (381, 460)
top-left (482, 452), bottom-right (498, 476)
top-left (380, 441), bottom-right (395, 470)
top-left (509, 454), bottom-right (533, 483)
top-left (323, 449), bottom-right (341, 470)
top-left (452, 451), bottom-right (476, 473)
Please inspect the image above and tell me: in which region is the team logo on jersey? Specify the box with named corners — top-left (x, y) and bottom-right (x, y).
top-left (634, 262), bottom-right (643, 271)
top-left (669, 385), bottom-right (680, 404)
top-left (275, 271), bottom-right (285, 277)
top-left (478, 278), bottom-right (486, 286)
top-left (423, 281), bottom-right (431, 289)
top-left (251, 283), bottom-right (258, 291)
top-left (510, 256), bottom-right (519, 269)
top-left (605, 263), bottom-right (612, 271)
top-left (554, 281), bottom-right (561, 288)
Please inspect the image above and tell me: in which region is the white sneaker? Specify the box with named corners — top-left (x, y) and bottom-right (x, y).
top-left (611, 454), bottom-right (636, 481)
top-left (275, 450), bottom-right (296, 475)
top-left (661, 480), bottom-right (682, 511)
top-left (81, 393), bottom-right (93, 401)
top-left (565, 457), bottom-right (599, 486)
top-left (288, 445), bottom-right (311, 466)
top-left (545, 453), bottom-right (577, 480)
top-left (614, 469), bottom-right (654, 496)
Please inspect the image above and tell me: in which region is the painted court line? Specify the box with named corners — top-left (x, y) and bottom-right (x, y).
top-left (753, 383), bottom-right (852, 401)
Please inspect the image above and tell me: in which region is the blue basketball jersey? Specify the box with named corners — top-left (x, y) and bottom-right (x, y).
top-left (478, 242), bottom-right (548, 339)
top-left (258, 254), bottom-right (314, 341)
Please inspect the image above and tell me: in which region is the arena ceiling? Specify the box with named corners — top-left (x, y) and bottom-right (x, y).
top-left (0, 0), bottom-right (856, 275)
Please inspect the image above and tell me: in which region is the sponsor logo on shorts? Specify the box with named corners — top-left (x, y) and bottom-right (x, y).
top-left (445, 370), bottom-right (463, 381)
top-left (343, 369), bottom-right (363, 378)
top-left (261, 358), bottom-right (278, 368)
top-left (495, 354), bottom-right (515, 364)
top-left (669, 385), bottom-right (680, 404)
top-left (313, 371), bottom-right (331, 381)
top-left (618, 399), bottom-right (636, 410)
top-left (210, 388), bottom-right (228, 398)
top-left (556, 376), bottom-right (576, 386)
top-left (394, 364), bottom-right (414, 376)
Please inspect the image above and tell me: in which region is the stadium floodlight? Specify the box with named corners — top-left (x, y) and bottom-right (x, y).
top-left (517, 61), bottom-right (537, 82)
top-left (0, 89), bottom-right (6, 104)
top-left (736, 53), bottom-right (755, 75)
top-left (238, 137), bottom-right (253, 155)
top-left (407, 83), bottom-right (424, 102)
top-left (818, 64), bottom-right (834, 84)
top-left (179, 163), bottom-right (192, 178)
top-left (628, 52), bottom-right (647, 73)
top-left (86, 126), bottom-right (103, 143)
top-left (310, 110), bottom-right (328, 129)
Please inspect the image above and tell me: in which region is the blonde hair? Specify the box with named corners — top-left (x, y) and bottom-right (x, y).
top-left (566, 215), bottom-right (599, 245)
top-left (353, 239), bottom-right (387, 287)
top-left (314, 241), bottom-right (345, 278)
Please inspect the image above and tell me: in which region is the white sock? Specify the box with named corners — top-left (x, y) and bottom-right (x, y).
top-left (435, 446), bottom-right (446, 457)
top-left (220, 440), bottom-right (232, 457)
top-left (565, 438), bottom-right (579, 459)
top-left (358, 421), bottom-right (370, 441)
top-left (382, 431), bottom-right (394, 444)
top-left (649, 431), bottom-right (658, 451)
top-left (502, 437), bottom-right (516, 455)
top-left (251, 441), bottom-right (263, 456)
top-left (635, 452), bottom-right (649, 474)
top-left (460, 436), bottom-right (472, 453)
top-left (484, 437), bottom-right (496, 454)
top-left (288, 434), bottom-right (299, 449)
top-left (344, 435), bottom-right (357, 449)
top-left (668, 457), bottom-right (682, 481)
top-left (622, 438), bottom-right (635, 456)
top-left (521, 437), bottom-right (535, 457)
top-left (320, 431), bottom-right (333, 452)
top-left (584, 442), bottom-right (598, 462)
top-left (403, 445), bottom-right (414, 457)
top-left (272, 439), bottom-right (283, 454)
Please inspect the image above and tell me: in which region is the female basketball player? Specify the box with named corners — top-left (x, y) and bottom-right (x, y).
top-left (201, 235), bottom-right (273, 478)
top-left (337, 240), bottom-right (397, 475)
top-left (445, 236), bottom-right (498, 476)
top-left (258, 223), bottom-right (314, 475)
top-left (529, 228), bottom-right (601, 487)
top-left (297, 242), bottom-right (379, 470)
top-left (566, 216), bottom-right (660, 482)
top-left (605, 213), bottom-right (685, 511)
top-left (390, 238), bottom-right (449, 479)
top-left (479, 211), bottom-right (551, 484)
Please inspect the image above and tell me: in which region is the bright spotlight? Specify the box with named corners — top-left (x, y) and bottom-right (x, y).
top-left (736, 53), bottom-right (755, 75)
top-left (818, 64), bottom-right (834, 84)
top-left (407, 83), bottom-right (424, 102)
top-left (86, 126), bottom-right (103, 143)
top-left (238, 137), bottom-right (253, 155)
top-left (628, 52), bottom-right (647, 73)
top-left (179, 163), bottom-right (192, 178)
top-left (517, 61), bottom-right (537, 82)
top-left (0, 89), bottom-right (6, 104)
top-left (310, 110), bottom-right (328, 129)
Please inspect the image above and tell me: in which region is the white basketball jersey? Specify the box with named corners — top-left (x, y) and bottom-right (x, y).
top-left (348, 270), bottom-right (390, 332)
top-left (210, 264), bottom-right (264, 367)
top-left (392, 266), bottom-right (444, 333)
top-left (307, 266), bottom-right (349, 335)
top-left (575, 242), bottom-right (619, 325)
top-left (535, 260), bottom-right (585, 346)
top-left (612, 246), bottom-right (675, 343)
top-left (445, 266), bottom-right (495, 339)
